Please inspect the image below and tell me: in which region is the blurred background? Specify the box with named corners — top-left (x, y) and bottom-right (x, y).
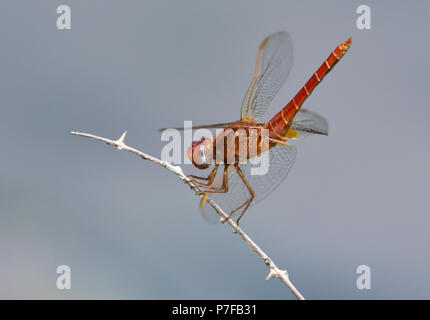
top-left (0, 0), bottom-right (429, 299)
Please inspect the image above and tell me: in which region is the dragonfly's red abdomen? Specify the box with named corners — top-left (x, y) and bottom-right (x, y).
top-left (266, 38), bottom-right (351, 140)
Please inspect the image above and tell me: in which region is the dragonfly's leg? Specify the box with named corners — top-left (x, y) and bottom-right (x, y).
top-left (190, 164), bottom-right (228, 195)
top-left (197, 165), bottom-right (229, 194)
top-left (222, 165), bottom-right (255, 226)
top-left (190, 165), bottom-right (230, 194)
top-left (188, 165), bottom-right (218, 182)
top-left (198, 166), bottom-right (230, 212)
top-left (188, 164), bottom-right (219, 187)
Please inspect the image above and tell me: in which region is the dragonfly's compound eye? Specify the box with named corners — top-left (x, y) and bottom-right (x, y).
top-left (188, 138), bottom-right (211, 169)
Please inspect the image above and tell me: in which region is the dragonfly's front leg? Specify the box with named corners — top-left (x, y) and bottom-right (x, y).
top-left (188, 164), bottom-right (219, 187)
top-left (195, 165), bottom-right (230, 193)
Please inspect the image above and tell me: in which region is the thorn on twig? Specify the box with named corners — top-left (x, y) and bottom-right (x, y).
top-left (266, 268), bottom-right (289, 281)
top-left (266, 269), bottom-right (277, 280)
top-left (115, 131), bottom-right (127, 150)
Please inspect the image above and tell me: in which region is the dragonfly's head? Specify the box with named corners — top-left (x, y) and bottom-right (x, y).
top-left (188, 137), bottom-right (213, 169)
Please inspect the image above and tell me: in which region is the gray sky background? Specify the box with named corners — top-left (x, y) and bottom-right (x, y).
top-left (0, 1), bottom-right (429, 299)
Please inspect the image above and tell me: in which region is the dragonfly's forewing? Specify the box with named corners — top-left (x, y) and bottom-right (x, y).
top-left (241, 31), bottom-right (293, 122)
top-left (159, 122), bottom-right (239, 132)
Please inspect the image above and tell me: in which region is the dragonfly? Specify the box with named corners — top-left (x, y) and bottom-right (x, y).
top-left (170, 31), bottom-right (351, 225)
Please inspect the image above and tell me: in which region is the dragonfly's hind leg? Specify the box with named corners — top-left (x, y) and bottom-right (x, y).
top-left (222, 165), bottom-right (255, 226)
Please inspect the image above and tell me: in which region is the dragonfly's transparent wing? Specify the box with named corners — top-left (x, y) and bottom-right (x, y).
top-left (159, 122), bottom-right (239, 132)
top-left (288, 109), bottom-right (329, 139)
top-left (241, 31), bottom-right (293, 122)
top-left (200, 144), bottom-right (297, 223)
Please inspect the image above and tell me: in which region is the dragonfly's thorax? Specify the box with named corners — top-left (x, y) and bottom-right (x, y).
top-left (188, 122), bottom-right (273, 169)
top-left (210, 122), bottom-right (270, 165)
